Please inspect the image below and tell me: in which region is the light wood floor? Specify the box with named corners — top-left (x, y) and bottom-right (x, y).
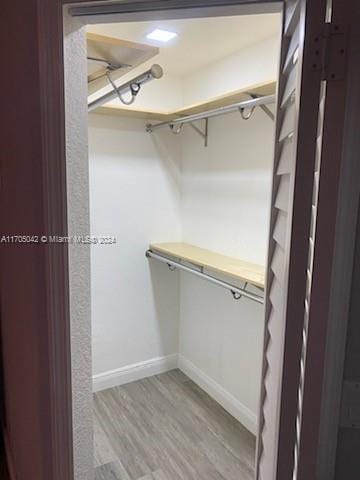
top-left (94, 370), bottom-right (255, 480)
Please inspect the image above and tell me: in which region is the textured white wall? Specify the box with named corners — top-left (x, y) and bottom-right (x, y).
top-left (182, 34), bottom-right (280, 105)
top-left (63, 12), bottom-right (94, 480)
top-left (88, 114), bottom-right (182, 376)
top-left (181, 109), bottom-right (274, 263)
top-left (179, 108), bottom-right (274, 431)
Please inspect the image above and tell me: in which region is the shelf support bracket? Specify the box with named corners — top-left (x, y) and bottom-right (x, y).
top-left (189, 118), bottom-right (209, 147)
top-left (248, 93), bottom-right (275, 121)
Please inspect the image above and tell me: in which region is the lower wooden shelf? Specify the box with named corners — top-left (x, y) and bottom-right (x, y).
top-left (148, 242), bottom-right (265, 300)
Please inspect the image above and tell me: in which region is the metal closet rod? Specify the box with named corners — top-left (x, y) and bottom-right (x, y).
top-left (88, 64), bottom-right (163, 112)
top-left (146, 250), bottom-right (264, 304)
top-left (146, 94), bottom-right (275, 132)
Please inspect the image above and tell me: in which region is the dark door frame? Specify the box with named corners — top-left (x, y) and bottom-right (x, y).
top-left (0, 4), bottom-right (283, 480)
top-left (0, 1), bottom-right (354, 479)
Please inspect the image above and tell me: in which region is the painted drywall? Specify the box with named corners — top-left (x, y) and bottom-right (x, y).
top-left (88, 114), bottom-right (182, 377)
top-left (181, 108), bottom-right (273, 264)
top-left (63, 12), bottom-right (94, 480)
top-left (178, 108), bottom-right (274, 432)
top-left (182, 34), bottom-right (280, 105)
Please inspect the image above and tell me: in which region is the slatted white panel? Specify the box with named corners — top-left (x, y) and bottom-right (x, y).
top-left (292, 80), bottom-right (327, 480)
top-left (256, 1), bottom-right (302, 478)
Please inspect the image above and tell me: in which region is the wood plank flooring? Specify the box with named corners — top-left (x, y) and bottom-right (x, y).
top-left (94, 370), bottom-right (255, 480)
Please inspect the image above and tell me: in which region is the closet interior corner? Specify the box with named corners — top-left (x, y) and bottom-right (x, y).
top-left (87, 11), bottom-right (282, 480)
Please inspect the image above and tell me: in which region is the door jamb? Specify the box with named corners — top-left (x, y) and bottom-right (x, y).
top-left (3, 0), bottom-right (353, 479)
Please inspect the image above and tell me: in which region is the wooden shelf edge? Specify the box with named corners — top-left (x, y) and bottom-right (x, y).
top-left (149, 242), bottom-right (265, 288)
top-left (172, 79), bottom-right (276, 118)
top-left (90, 107), bottom-right (172, 121)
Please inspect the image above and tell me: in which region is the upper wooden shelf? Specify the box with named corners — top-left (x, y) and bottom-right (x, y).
top-left (87, 32), bottom-right (159, 97)
top-left (149, 242), bottom-right (265, 288)
top-left (92, 80), bottom-right (277, 121)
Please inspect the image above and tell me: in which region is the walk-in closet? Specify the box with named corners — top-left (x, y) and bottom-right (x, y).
top-left (87, 11), bottom-right (281, 480)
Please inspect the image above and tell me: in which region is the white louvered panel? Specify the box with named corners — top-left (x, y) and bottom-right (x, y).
top-left (256, 1), bottom-right (302, 479)
top-left (267, 335), bottom-right (285, 381)
top-left (309, 205), bottom-right (316, 244)
top-left (306, 269), bottom-right (312, 297)
top-left (283, 33), bottom-right (300, 78)
top-left (275, 175), bottom-right (290, 212)
top-left (273, 211), bottom-right (287, 250)
top-left (277, 138), bottom-right (293, 175)
top-left (281, 66), bottom-right (297, 107)
top-left (279, 101), bottom-right (296, 141)
top-left (269, 274), bottom-right (284, 313)
top-left (304, 297), bottom-right (309, 316)
top-left (292, 80), bottom-right (327, 479)
top-left (271, 244), bottom-right (285, 283)
top-left (260, 418), bottom-right (277, 478)
top-left (316, 135), bottom-right (323, 158)
top-left (307, 238), bottom-right (314, 271)
top-left (316, 84), bottom-right (326, 137)
top-left (315, 138), bottom-right (322, 171)
top-left (285, 0), bottom-right (301, 36)
top-left (312, 171), bottom-right (320, 204)
top-left (261, 311), bottom-right (286, 473)
top-left (267, 307), bottom-right (281, 342)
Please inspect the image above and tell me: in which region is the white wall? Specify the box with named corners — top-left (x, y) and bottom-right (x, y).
top-left (178, 109), bottom-right (274, 433)
top-left (89, 114), bottom-right (182, 379)
top-left (181, 109), bottom-right (273, 263)
top-left (182, 34), bottom-right (279, 105)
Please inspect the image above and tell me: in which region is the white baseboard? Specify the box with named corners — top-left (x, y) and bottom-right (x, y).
top-left (93, 354), bottom-right (178, 393)
top-left (178, 355), bottom-right (258, 435)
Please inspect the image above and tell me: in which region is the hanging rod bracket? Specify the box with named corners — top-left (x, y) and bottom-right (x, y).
top-left (146, 249), bottom-right (264, 304)
top-left (238, 106), bottom-right (255, 120)
top-left (247, 93), bottom-right (275, 121)
top-left (106, 71), bottom-right (140, 106)
top-left (231, 291), bottom-right (242, 300)
top-left (231, 281), bottom-right (249, 300)
top-left (89, 64), bottom-right (164, 112)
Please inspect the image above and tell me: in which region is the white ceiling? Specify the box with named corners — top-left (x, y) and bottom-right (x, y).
top-left (87, 14), bottom-right (281, 77)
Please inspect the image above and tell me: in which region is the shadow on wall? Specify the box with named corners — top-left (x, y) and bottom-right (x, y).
top-left (152, 132), bottom-right (182, 194)
top-left (147, 260), bottom-right (180, 355)
top-left (180, 108), bottom-right (276, 172)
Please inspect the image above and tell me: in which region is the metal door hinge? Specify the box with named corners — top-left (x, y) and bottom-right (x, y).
top-left (311, 22), bottom-right (347, 81)
top-left (340, 380), bottom-right (360, 429)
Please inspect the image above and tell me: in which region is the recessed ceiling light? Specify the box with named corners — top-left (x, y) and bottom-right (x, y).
top-left (146, 29), bottom-right (177, 42)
